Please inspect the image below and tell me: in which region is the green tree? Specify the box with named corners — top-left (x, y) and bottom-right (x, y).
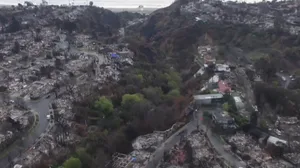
top-left (165, 70), bottom-right (181, 89)
top-left (223, 94), bottom-right (237, 113)
top-left (167, 89), bottom-right (180, 97)
top-left (136, 74), bottom-right (143, 82)
top-left (142, 87), bottom-right (163, 104)
top-left (63, 157), bottom-right (82, 168)
top-left (222, 102), bottom-right (230, 111)
top-left (230, 113), bottom-right (249, 126)
top-left (121, 94), bottom-right (144, 109)
top-left (76, 148), bottom-right (93, 168)
top-left (94, 97), bottom-right (114, 117)
top-left (168, 80), bottom-right (179, 90)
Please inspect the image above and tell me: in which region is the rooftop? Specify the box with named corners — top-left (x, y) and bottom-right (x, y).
top-left (194, 93), bottom-right (223, 100)
top-left (218, 80), bottom-right (231, 93)
top-left (215, 64), bottom-right (230, 72)
top-left (212, 111), bottom-right (235, 124)
top-left (233, 96), bottom-right (242, 103)
top-left (209, 74), bottom-right (219, 83)
top-left (267, 136), bottom-right (287, 146)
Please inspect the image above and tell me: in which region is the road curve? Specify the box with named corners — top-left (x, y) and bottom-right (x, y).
top-left (0, 94), bottom-right (55, 168)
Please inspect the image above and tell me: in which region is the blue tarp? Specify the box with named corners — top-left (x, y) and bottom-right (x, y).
top-left (110, 53), bottom-right (120, 59)
top-left (131, 157), bottom-right (137, 162)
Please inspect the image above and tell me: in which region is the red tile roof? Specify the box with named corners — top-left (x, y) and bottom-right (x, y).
top-left (218, 80), bottom-right (231, 93)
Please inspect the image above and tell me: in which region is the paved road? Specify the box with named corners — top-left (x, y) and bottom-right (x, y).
top-left (146, 121), bottom-right (195, 168)
top-left (146, 109), bottom-right (246, 168)
top-left (195, 111), bottom-right (246, 168)
top-left (0, 94), bottom-right (55, 168)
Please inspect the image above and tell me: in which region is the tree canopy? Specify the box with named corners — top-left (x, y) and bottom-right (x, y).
top-left (167, 89), bottom-right (180, 98)
top-left (63, 157), bottom-right (82, 168)
top-left (94, 96), bottom-right (114, 117)
top-left (121, 93), bottom-right (144, 109)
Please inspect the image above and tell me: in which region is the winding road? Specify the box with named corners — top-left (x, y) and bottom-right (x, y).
top-left (146, 108), bottom-right (246, 168)
top-left (0, 93), bottom-right (55, 168)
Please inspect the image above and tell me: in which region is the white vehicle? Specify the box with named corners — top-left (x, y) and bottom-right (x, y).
top-left (46, 114), bottom-right (51, 120)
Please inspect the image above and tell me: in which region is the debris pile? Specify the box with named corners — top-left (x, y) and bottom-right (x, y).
top-left (180, 0), bottom-right (300, 35)
top-left (227, 133), bottom-right (268, 166)
top-left (0, 4), bottom-right (139, 167)
top-left (158, 130), bottom-right (223, 168)
top-left (186, 131), bottom-right (222, 167)
top-left (132, 132), bottom-right (165, 151)
top-left (226, 133), bottom-right (293, 167)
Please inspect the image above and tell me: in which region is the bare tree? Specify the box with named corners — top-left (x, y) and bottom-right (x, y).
top-left (89, 1), bottom-right (93, 6)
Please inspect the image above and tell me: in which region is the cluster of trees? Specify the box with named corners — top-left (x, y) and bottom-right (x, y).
top-left (222, 94), bottom-right (249, 127)
top-left (254, 82), bottom-right (300, 117)
top-left (61, 58), bottom-right (199, 168)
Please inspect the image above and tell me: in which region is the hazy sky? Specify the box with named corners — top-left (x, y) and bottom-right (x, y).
top-left (0, 0), bottom-right (175, 8)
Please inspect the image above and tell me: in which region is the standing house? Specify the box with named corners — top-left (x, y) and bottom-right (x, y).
top-left (208, 74), bottom-right (219, 89)
top-left (204, 55), bottom-right (216, 67)
top-left (218, 80), bottom-right (231, 94)
top-left (194, 94), bottom-right (224, 105)
top-left (233, 96), bottom-right (244, 110)
top-left (211, 110), bottom-right (237, 134)
top-left (215, 64), bottom-right (230, 73)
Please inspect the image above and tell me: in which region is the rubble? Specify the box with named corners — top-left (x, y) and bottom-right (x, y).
top-left (132, 132), bottom-right (165, 151)
top-left (0, 4), bottom-right (138, 167)
top-left (2, 0), bottom-right (300, 167)
top-left (108, 122), bottom-right (185, 168)
top-left (181, 0), bottom-right (300, 35)
top-left (225, 133), bottom-right (294, 167)
top-left (283, 153), bottom-right (300, 165)
top-left (158, 130), bottom-right (223, 168)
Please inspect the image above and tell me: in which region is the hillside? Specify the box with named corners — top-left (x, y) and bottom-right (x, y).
top-left (2, 0), bottom-right (300, 168)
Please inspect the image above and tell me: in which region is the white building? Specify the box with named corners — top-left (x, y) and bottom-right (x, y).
top-left (209, 74), bottom-right (219, 83)
top-left (233, 96), bottom-right (244, 110)
top-left (267, 136), bottom-right (287, 146)
top-left (215, 64), bottom-right (230, 72)
top-left (194, 94), bottom-right (223, 105)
